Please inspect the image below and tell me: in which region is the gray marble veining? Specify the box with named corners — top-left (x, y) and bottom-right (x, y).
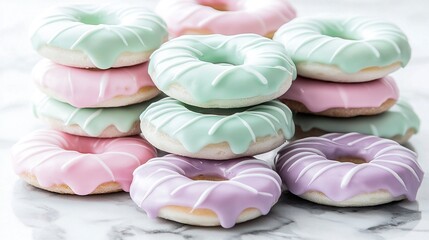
top-left (1, 0), bottom-right (429, 239)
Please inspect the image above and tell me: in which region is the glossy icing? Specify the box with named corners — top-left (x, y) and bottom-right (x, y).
top-left (149, 34), bottom-right (296, 104)
top-left (276, 133), bottom-right (424, 202)
top-left (11, 129), bottom-right (157, 195)
top-left (32, 59), bottom-right (158, 108)
top-left (30, 4), bottom-right (168, 69)
top-left (280, 76), bottom-right (399, 112)
top-left (34, 95), bottom-right (157, 137)
top-left (140, 97), bottom-right (295, 154)
top-left (130, 154), bottom-right (282, 228)
top-left (273, 16), bottom-right (411, 73)
top-left (295, 99), bottom-right (420, 138)
top-left (155, 0), bottom-right (296, 37)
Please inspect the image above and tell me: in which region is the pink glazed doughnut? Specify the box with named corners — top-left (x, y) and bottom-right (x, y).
top-left (279, 76), bottom-right (399, 117)
top-left (130, 154), bottom-right (282, 228)
top-left (275, 133), bottom-right (424, 207)
top-left (11, 129), bottom-right (157, 195)
top-left (32, 59), bottom-right (160, 108)
top-left (155, 0), bottom-right (296, 38)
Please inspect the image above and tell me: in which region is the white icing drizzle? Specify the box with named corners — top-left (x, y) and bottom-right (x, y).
top-left (294, 160), bottom-right (333, 183)
top-left (372, 159), bottom-right (420, 181)
top-left (82, 109), bottom-right (103, 129)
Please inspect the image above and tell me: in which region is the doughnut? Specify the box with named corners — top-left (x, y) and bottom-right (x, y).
top-left (155, 0), bottom-right (296, 38)
top-left (140, 97), bottom-right (295, 160)
top-left (293, 99), bottom-right (420, 144)
top-left (30, 4), bottom-right (168, 69)
top-left (280, 76), bottom-right (399, 117)
top-left (275, 133), bottom-right (424, 207)
top-left (32, 59), bottom-right (160, 108)
top-left (149, 34), bottom-right (297, 108)
top-left (11, 129), bottom-right (157, 195)
top-left (130, 154), bottom-right (282, 228)
top-left (273, 16), bottom-right (411, 82)
top-left (34, 95), bottom-right (158, 138)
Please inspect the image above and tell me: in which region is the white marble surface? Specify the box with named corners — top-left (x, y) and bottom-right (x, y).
top-left (1, 0), bottom-right (429, 239)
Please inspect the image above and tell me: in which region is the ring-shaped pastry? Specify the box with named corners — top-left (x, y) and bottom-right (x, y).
top-left (30, 4), bottom-right (168, 69)
top-left (155, 0), bottom-right (296, 38)
top-left (34, 95), bottom-right (157, 138)
top-left (149, 34), bottom-right (296, 108)
top-left (280, 76), bottom-right (399, 117)
top-left (273, 16), bottom-right (411, 82)
top-left (140, 97), bottom-right (295, 160)
top-left (275, 133), bottom-right (424, 207)
top-left (293, 99), bottom-right (420, 144)
top-left (130, 154), bottom-right (282, 228)
top-left (32, 60), bottom-right (159, 108)
top-left (11, 129), bottom-right (157, 195)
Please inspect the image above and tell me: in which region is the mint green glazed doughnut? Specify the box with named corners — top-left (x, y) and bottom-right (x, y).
top-left (149, 34), bottom-right (297, 108)
top-left (30, 4), bottom-right (168, 69)
top-left (294, 99), bottom-right (420, 143)
top-left (273, 17), bottom-right (411, 82)
top-left (34, 95), bottom-right (160, 138)
top-left (140, 97), bottom-right (295, 160)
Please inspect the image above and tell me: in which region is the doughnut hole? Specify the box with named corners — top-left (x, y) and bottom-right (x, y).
top-left (320, 25), bottom-right (361, 41)
top-left (191, 175), bottom-right (227, 181)
top-left (78, 12), bottom-right (120, 25)
top-left (197, 0), bottom-right (234, 11)
top-left (198, 50), bottom-right (245, 66)
top-left (336, 156), bottom-right (367, 164)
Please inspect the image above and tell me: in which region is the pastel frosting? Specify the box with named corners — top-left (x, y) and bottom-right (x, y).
top-left (130, 154), bottom-right (282, 228)
top-left (34, 95), bottom-right (158, 137)
top-left (140, 97), bottom-right (295, 154)
top-left (280, 76), bottom-right (399, 112)
top-left (149, 34), bottom-right (296, 104)
top-left (273, 16), bottom-right (411, 73)
top-left (276, 133), bottom-right (424, 201)
top-left (32, 59), bottom-right (158, 108)
top-left (155, 0), bottom-right (296, 37)
top-left (295, 99), bottom-right (420, 138)
top-left (11, 129), bottom-right (157, 195)
top-left (30, 4), bottom-right (168, 69)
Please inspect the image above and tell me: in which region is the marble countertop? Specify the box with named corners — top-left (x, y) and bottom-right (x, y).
top-left (1, 0), bottom-right (429, 239)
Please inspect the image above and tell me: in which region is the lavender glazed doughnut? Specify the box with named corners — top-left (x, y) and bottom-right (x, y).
top-left (130, 154), bottom-right (282, 228)
top-left (275, 133), bottom-right (424, 207)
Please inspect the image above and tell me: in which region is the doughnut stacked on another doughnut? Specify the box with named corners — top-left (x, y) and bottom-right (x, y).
top-left (133, 34), bottom-right (297, 227)
top-left (274, 16), bottom-right (419, 143)
top-left (155, 0), bottom-right (296, 38)
top-left (10, 4), bottom-right (169, 195)
top-left (30, 4), bottom-right (168, 138)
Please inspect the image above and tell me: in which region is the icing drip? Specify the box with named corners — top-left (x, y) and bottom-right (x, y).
top-left (273, 16), bottom-right (411, 73)
top-left (32, 59), bottom-right (157, 108)
top-left (295, 99), bottom-right (420, 138)
top-left (149, 34), bottom-right (296, 104)
top-left (11, 129), bottom-right (157, 195)
top-left (30, 4), bottom-right (168, 69)
top-left (34, 95), bottom-right (160, 137)
top-left (130, 154), bottom-right (282, 228)
top-left (280, 76), bottom-right (399, 112)
top-left (155, 0), bottom-right (296, 37)
top-left (276, 133), bottom-right (424, 202)
top-left (140, 97), bottom-right (295, 154)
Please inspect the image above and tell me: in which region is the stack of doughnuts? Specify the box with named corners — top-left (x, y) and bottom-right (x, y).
top-left (274, 16), bottom-right (420, 143)
top-left (131, 33), bottom-right (297, 227)
top-left (11, 4), bottom-right (168, 195)
top-left (272, 17), bottom-right (424, 207)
